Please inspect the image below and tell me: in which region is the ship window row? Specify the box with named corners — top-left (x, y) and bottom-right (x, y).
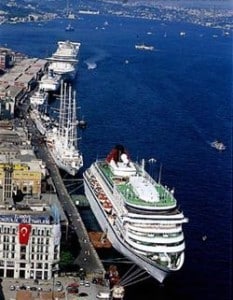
top-left (129, 230), bottom-right (180, 238)
top-left (129, 223), bottom-right (179, 229)
top-left (129, 237), bottom-right (184, 247)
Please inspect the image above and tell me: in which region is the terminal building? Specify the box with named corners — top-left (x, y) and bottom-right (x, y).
top-left (0, 55), bottom-right (47, 120)
top-left (0, 120), bottom-right (62, 280)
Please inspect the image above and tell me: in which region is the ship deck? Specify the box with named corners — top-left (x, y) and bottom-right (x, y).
top-left (98, 162), bottom-right (176, 209)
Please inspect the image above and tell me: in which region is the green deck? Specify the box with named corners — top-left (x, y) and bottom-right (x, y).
top-left (98, 162), bottom-right (176, 208)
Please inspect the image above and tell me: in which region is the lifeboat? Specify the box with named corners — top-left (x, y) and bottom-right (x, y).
top-left (88, 231), bottom-right (112, 248)
top-left (103, 201), bottom-right (112, 213)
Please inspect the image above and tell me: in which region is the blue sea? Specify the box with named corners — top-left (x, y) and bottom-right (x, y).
top-left (0, 14), bottom-right (232, 300)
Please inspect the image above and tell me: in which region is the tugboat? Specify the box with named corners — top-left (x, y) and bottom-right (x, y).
top-left (211, 140), bottom-right (226, 151)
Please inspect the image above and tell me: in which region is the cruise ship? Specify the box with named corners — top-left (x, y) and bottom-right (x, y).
top-left (46, 82), bottom-right (83, 176)
top-left (39, 70), bottom-right (61, 92)
top-left (83, 145), bottom-right (188, 283)
top-left (47, 40), bottom-right (81, 81)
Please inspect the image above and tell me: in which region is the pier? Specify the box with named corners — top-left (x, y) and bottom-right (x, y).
top-left (28, 115), bottom-right (105, 276)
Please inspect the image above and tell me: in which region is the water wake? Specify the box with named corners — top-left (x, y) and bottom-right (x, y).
top-left (84, 48), bottom-right (109, 70)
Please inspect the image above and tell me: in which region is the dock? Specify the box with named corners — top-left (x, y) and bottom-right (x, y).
top-left (28, 120), bottom-right (105, 276)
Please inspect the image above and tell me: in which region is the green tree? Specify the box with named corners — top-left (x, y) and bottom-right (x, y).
top-left (59, 250), bottom-right (74, 269)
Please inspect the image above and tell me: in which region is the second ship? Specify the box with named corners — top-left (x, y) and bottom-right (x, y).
top-left (83, 144), bottom-right (188, 283)
top-left (47, 40), bottom-right (80, 81)
top-left (45, 82), bottom-right (83, 176)
top-left (32, 40), bottom-right (83, 176)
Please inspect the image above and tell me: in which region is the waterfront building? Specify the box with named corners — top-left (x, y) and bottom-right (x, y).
top-left (0, 47), bottom-right (15, 71)
top-left (0, 208), bottom-right (61, 280)
top-left (0, 121), bottom-right (62, 280)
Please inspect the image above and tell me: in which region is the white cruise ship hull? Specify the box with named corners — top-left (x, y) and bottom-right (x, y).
top-left (39, 71), bottom-right (61, 92)
top-left (83, 178), bottom-right (169, 283)
top-left (48, 65), bottom-right (76, 81)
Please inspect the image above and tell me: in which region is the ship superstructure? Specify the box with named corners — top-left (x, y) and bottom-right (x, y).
top-left (30, 88), bottom-right (48, 107)
top-left (83, 145), bottom-right (188, 283)
top-left (47, 41), bottom-right (80, 81)
top-left (46, 82), bottom-right (83, 176)
top-left (39, 69), bottom-right (61, 92)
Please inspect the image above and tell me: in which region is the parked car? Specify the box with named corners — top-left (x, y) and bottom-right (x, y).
top-left (55, 280), bottom-right (62, 287)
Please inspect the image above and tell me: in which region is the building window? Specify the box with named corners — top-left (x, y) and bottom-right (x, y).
top-left (37, 263), bottom-right (42, 269)
top-left (20, 254), bottom-right (26, 260)
top-left (20, 246), bottom-right (26, 253)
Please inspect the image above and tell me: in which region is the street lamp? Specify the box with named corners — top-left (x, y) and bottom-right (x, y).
top-left (52, 266), bottom-right (59, 300)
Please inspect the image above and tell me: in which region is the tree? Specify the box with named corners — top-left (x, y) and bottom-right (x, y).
top-left (59, 250), bottom-right (74, 270)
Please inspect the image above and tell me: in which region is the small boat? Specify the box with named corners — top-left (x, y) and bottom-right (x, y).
top-left (135, 44), bottom-right (154, 51)
top-left (211, 140), bottom-right (226, 151)
top-left (65, 23), bottom-right (74, 31)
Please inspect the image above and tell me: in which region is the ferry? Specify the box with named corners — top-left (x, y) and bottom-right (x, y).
top-left (83, 144), bottom-right (188, 283)
top-left (135, 44), bottom-right (154, 51)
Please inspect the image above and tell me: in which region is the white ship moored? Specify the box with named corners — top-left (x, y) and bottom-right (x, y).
top-left (30, 109), bottom-right (53, 136)
top-left (47, 40), bottom-right (81, 81)
top-left (46, 82), bottom-right (83, 176)
top-left (30, 89), bottom-right (48, 107)
top-left (39, 70), bottom-right (61, 92)
top-left (83, 145), bottom-right (188, 283)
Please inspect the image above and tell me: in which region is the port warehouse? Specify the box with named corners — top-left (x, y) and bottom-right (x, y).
top-left (0, 48), bottom-right (67, 281)
top-left (0, 47), bottom-right (47, 119)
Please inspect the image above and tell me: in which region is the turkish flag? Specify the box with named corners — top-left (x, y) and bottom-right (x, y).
top-left (19, 223), bottom-right (31, 245)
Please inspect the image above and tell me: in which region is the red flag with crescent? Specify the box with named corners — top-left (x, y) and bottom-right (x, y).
top-left (19, 223), bottom-right (31, 245)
